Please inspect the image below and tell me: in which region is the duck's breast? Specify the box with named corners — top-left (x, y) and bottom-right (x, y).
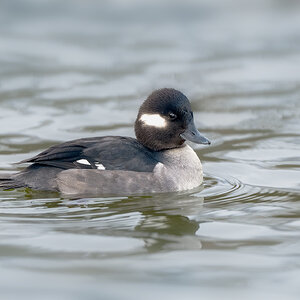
top-left (154, 145), bottom-right (203, 192)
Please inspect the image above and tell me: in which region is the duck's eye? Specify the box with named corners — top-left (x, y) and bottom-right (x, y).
top-left (168, 112), bottom-right (177, 120)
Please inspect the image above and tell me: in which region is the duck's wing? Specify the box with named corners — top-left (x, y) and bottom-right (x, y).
top-left (19, 136), bottom-right (159, 172)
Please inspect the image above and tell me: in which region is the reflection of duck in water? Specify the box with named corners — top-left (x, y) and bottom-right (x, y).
top-left (134, 193), bottom-right (204, 252)
top-left (95, 191), bottom-right (205, 251)
top-left (20, 188), bottom-right (205, 252)
top-left (1, 88), bottom-right (210, 196)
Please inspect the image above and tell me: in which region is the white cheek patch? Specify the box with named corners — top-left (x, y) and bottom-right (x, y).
top-left (95, 162), bottom-right (106, 170)
top-left (140, 113), bottom-right (166, 128)
top-left (76, 159), bottom-right (91, 165)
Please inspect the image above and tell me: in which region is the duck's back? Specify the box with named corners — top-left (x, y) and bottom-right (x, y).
top-left (0, 136), bottom-right (160, 192)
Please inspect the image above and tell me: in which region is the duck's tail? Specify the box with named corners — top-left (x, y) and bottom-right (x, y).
top-left (0, 174), bottom-right (23, 190)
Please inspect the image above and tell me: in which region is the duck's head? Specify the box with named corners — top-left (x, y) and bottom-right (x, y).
top-left (135, 88), bottom-right (210, 151)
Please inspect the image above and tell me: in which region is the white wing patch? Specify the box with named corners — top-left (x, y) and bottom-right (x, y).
top-left (140, 114), bottom-right (166, 128)
top-left (76, 159), bottom-right (91, 165)
top-left (76, 159), bottom-right (105, 170)
top-left (95, 162), bottom-right (106, 170)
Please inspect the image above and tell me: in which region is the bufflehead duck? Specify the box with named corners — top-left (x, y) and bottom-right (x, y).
top-left (0, 88), bottom-right (210, 195)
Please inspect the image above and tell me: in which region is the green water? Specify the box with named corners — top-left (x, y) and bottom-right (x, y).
top-left (0, 0), bottom-right (300, 299)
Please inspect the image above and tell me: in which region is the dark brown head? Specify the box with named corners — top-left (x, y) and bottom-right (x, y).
top-left (135, 88), bottom-right (210, 151)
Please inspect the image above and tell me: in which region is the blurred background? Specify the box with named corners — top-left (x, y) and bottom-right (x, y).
top-left (0, 0), bottom-right (300, 299)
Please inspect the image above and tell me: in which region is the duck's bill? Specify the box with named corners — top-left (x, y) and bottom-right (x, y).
top-left (180, 121), bottom-right (211, 145)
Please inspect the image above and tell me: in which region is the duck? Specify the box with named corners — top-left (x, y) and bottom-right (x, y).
top-left (0, 88), bottom-right (210, 195)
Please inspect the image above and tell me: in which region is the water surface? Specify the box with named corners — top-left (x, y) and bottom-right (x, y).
top-left (0, 0), bottom-right (300, 299)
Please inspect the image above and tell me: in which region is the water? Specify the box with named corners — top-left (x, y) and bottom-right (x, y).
top-left (0, 0), bottom-right (300, 299)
